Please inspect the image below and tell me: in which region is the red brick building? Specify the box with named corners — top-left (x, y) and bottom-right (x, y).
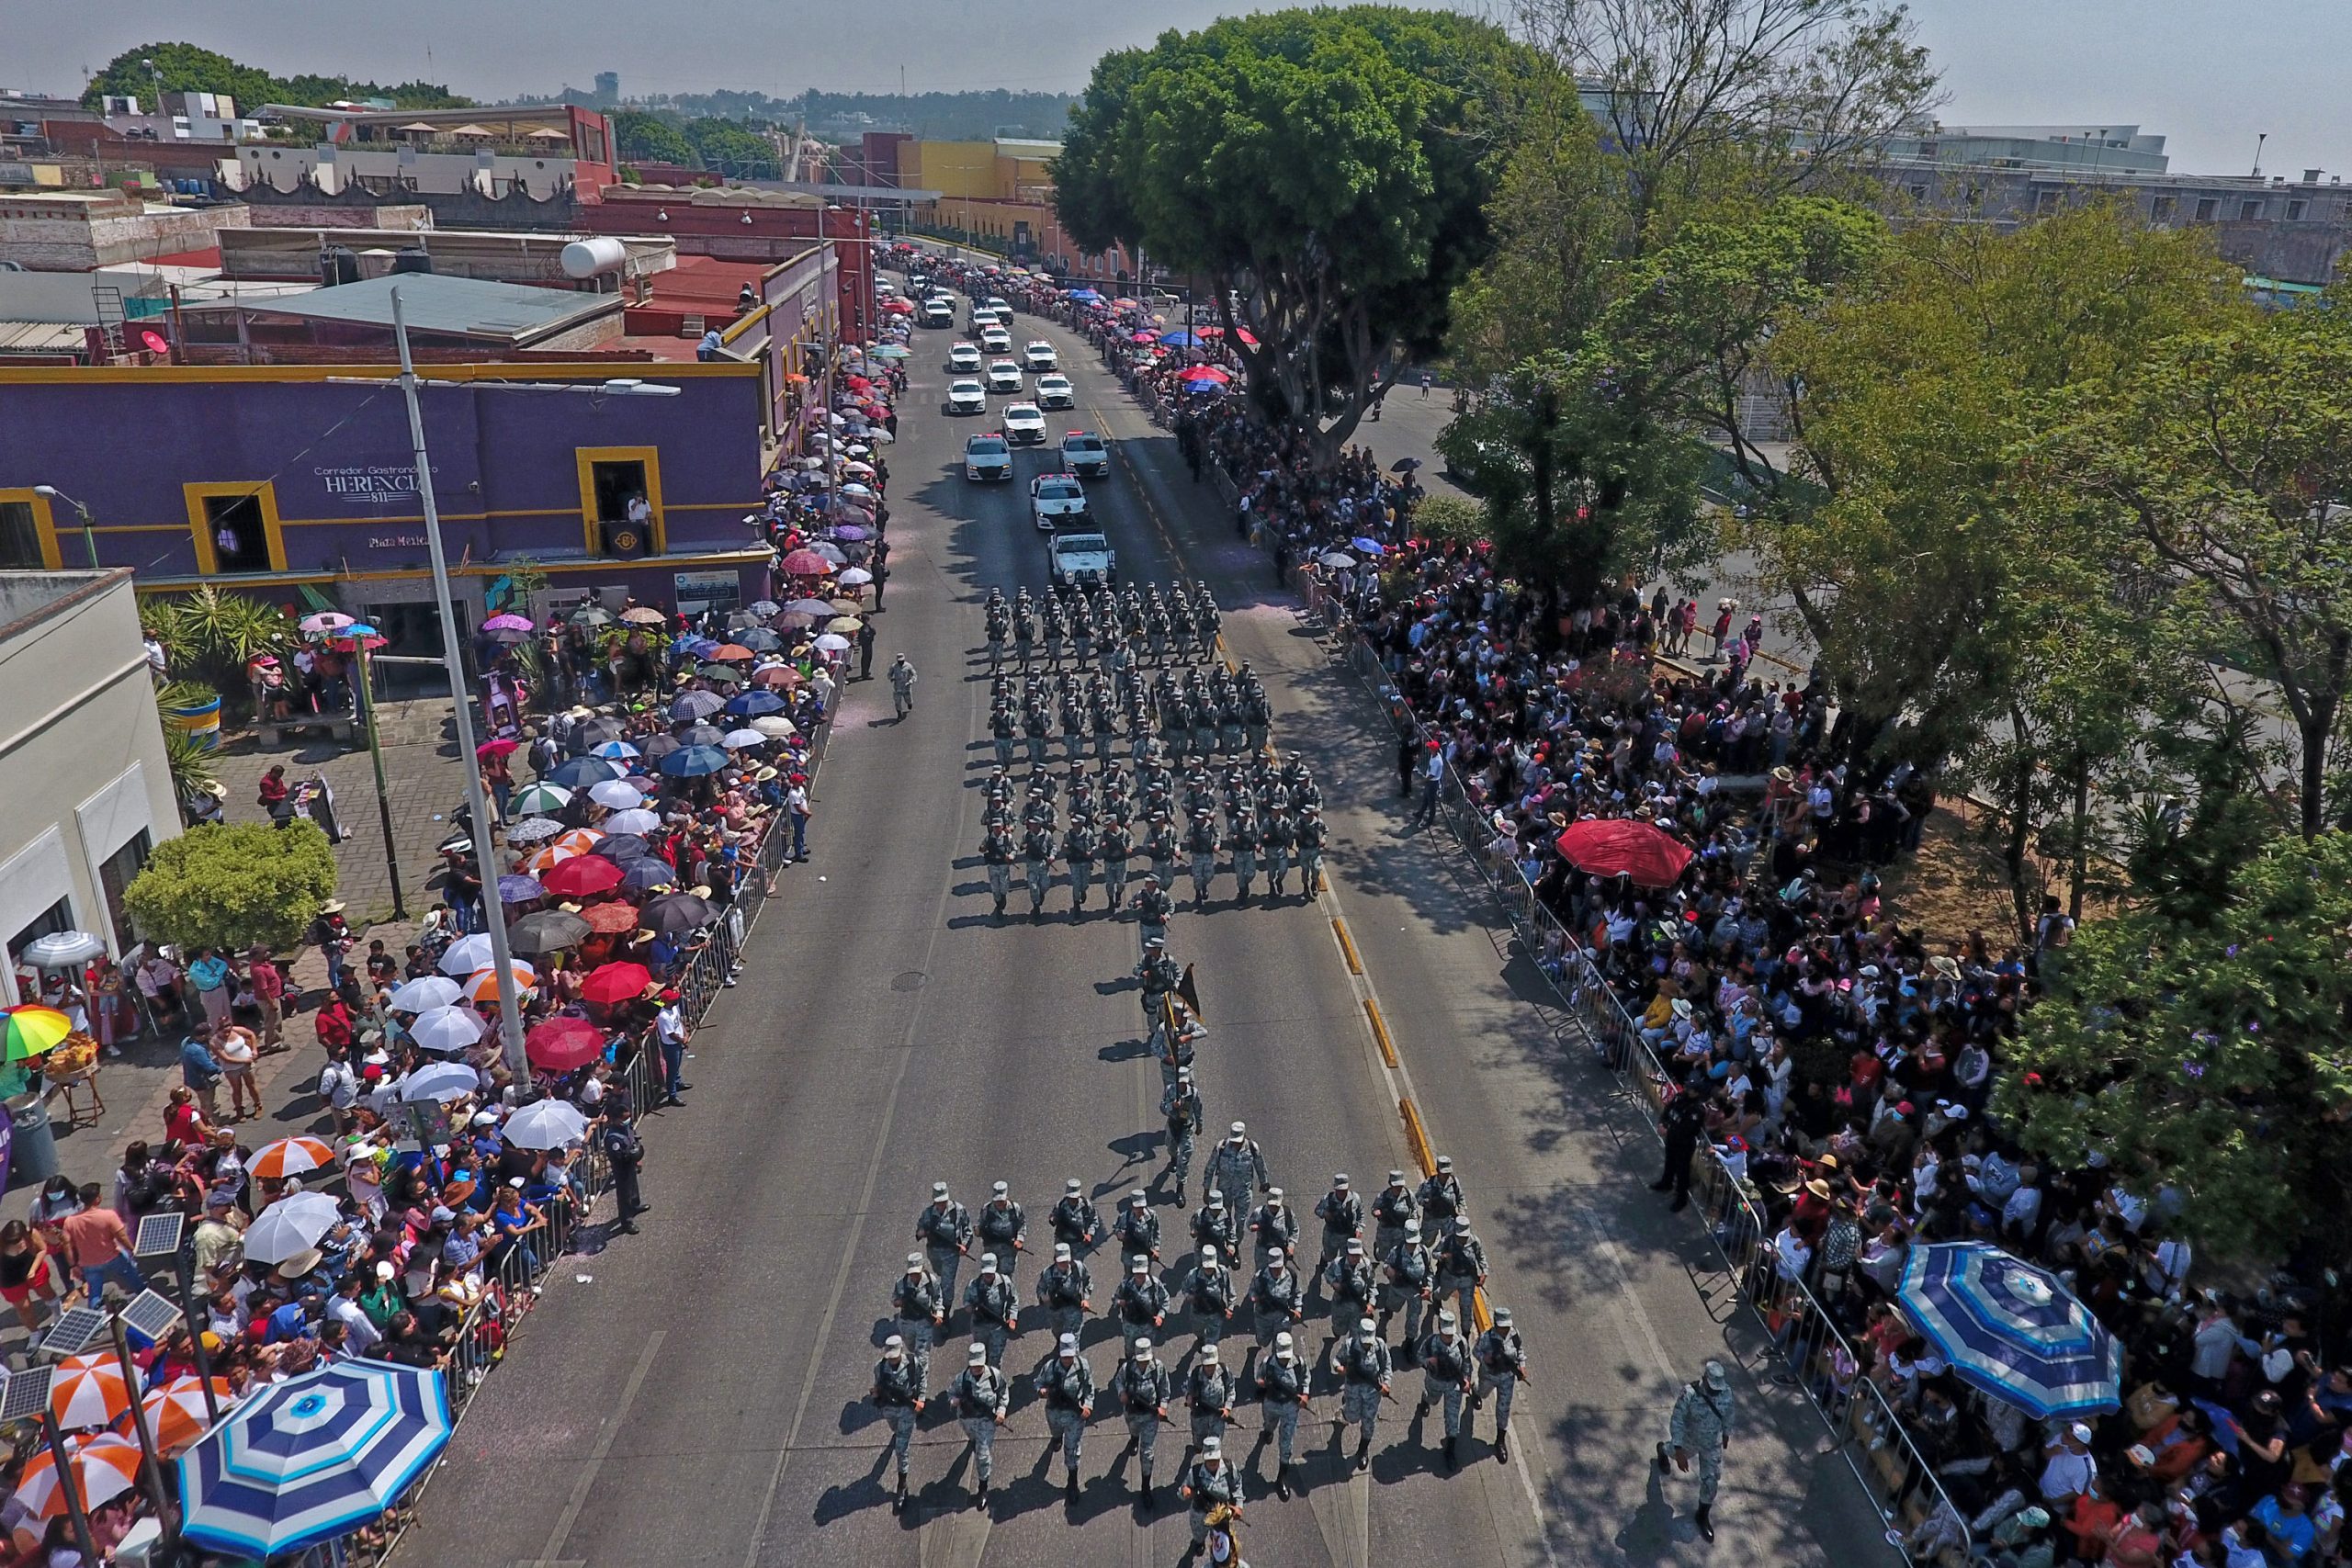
top-left (578, 189), bottom-right (877, 340)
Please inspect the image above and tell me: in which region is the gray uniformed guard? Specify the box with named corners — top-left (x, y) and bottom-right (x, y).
top-left (1112, 1252), bottom-right (1170, 1358)
top-left (1264, 808), bottom-right (1296, 896)
top-left (1023, 702), bottom-right (1049, 765)
top-left (1227, 812), bottom-right (1259, 899)
top-left (976, 1181), bottom-right (1026, 1283)
top-left (1182, 1242), bottom-right (1237, 1347)
top-left (1419, 1155), bottom-right (1464, 1238)
top-left (1297, 802), bottom-right (1328, 893)
top-left (1379, 1218), bottom-right (1434, 1357)
top-left (980, 822), bottom-right (1016, 917)
top-left (892, 1253), bottom-right (945, 1391)
top-left (1249, 1189), bottom-right (1300, 1270)
top-left (1473, 1305), bottom-right (1530, 1462)
top-left (1180, 1437), bottom-right (1244, 1555)
top-left (1184, 813), bottom-right (1218, 907)
top-left (1101, 819), bottom-right (1133, 909)
top-left (1161, 1068), bottom-right (1204, 1201)
top-left (1313, 1173), bottom-right (1365, 1280)
top-left (1371, 1170), bottom-right (1419, 1261)
top-left (1113, 1190), bottom-right (1161, 1266)
top-left (1184, 1341), bottom-right (1238, 1463)
top-left (991, 703), bottom-right (1018, 766)
top-left (1147, 818), bottom-right (1181, 894)
top-left (1049, 1178), bottom-right (1103, 1254)
top-left (1138, 939), bottom-right (1179, 1044)
top-left (1035, 1333), bottom-right (1096, 1502)
top-left (1063, 819), bottom-right (1097, 916)
top-left (1247, 1248), bottom-right (1305, 1369)
top-left (1204, 1123), bottom-right (1268, 1208)
top-left (1023, 824), bottom-right (1055, 919)
top-left (1113, 1337), bottom-right (1175, 1500)
top-left (965, 1253), bottom-right (1020, 1368)
top-left (950, 1341), bottom-right (1010, 1507)
top-left (1659, 1359), bottom-right (1736, 1540)
top-left (873, 1334), bottom-right (924, 1509)
top-left (1193, 1190), bottom-right (1240, 1266)
top-left (1251, 1332), bottom-right (1311, 1497)
top-left (1133, 874), bottom-right (1173, 957)
top-left (1032, 1229), bottom-right (1088, 1321)
top-left (1414, 1309), bottom-right (1475, 1472)
top-left (1433, 1217), bottom-right (1488, 1329)
top-left (916, 1183), bottom-right (975, 1310)
top-left (1323, 1236), bottom-right (1378, 1349)
top-left (1332, 1314), bottom-right (1392, 1472)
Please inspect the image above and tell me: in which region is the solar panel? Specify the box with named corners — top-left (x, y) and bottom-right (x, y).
top-left (133, 1212), bottom-right (187, 1259)
top-left (38, 1307), bottom-right (108, 1359)
top-left (121, 1292), bottom-right (184, 1349)
top-left (0, 1365), bottom-right (53, 1423)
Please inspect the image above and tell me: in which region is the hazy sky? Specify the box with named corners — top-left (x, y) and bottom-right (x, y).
top-left (14, 0), bottom-right (2347, 177)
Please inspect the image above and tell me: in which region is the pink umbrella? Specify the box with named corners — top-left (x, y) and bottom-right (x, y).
top-left (780, 549), bottom-right (830, 576)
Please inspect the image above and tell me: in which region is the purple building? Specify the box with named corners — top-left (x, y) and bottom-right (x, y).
top-left (0, 357), bottom-right (774, 645)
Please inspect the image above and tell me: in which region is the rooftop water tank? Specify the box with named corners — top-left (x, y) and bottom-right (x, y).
top-left (560, 236), bottom-right (628, 279)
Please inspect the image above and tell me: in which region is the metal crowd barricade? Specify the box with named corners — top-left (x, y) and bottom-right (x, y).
top-left (1319, 624), bottom-right (1968, 1562)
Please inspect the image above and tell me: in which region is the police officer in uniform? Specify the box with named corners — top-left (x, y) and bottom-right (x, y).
top-left (872, 1333), bottom-right (924, 1510)
top-left (1433, 1214), bottom-right (1489, 1330)
top-left (1204, 1123), bottom-right (1268, 1206)
top-left (1415, 1307), bottom-right (1475, 1472)
top-left (1331, 1314), bottom-right (1392, 1472)
top-left (892, 1253), bottom-right (946, 1393)
top-left (1161, 1066), bottom-right (1204, 1201)
top-left (1371, 1169), bottom-right (1419, 1261)
top-left (1379, 1217), bottom-right (1434, 1360)
top-left (966, 1252), bottom-right (1020, 1368)
top-left (917, 1182), bottom-right (975, 1312)
top-left (1035, 1333), bottom-right (1095, 1503)
top-left (980, 819), bottom-right (1017, 918)
top-left (1472, 1304), bottom-right (1530, 1462)
top-left (1252, 1330), bottom-right (1310, 1498)
top-left (1180, 1436), bottom-right (1243, 1562)
top-left (1062, 817), bottom-right (1097, 917)
top-left (1113, 1337), bottom-right (1174, 1502)
top-left (1036, 1241), bottom-right (1092, 1343)
top-left (1049, 1178), bottom-right (1103, 1255)
top-left (1022, 819), bottom-right (1056, 920)
top-left (976, 1180), bottom-right (1026, 1283)
top-left (949, 1341), bottom-right (1010, 1507)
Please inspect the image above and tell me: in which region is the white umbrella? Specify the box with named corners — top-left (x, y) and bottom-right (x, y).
top-left (242, 1192), bottom-right (343, 1266)
top-left (436, 934), bottom-right (498, 976)
top-left (603, 808), bottom-right (661, 835)
top-left (386, 976), bottom-right (460, 1013)
top-left (588, 780), bottom-right (645, 811)
top-left (502, 1099), bottom-right (589, 1151)
top-left (408, 1007), bottom-right (483, 1055)
top-left (20, 931), bottom-right (104, 968)
top-left (1319, 551), bottom-right (1358, 570)
top-left (751, 715), bottom-right (797, 739)
top-left (813, 633), bottom-right (851, 653)
top-left (721, 728), bottom-right (768, 750)
top-left (840, 482), bottom-right (875, 499)
top-left (506, 818), bottom-right (564, 845)
top-left (837, 567), bottom-right (874, 587)
top-left (398, 1062), bottom-right (480, 1102)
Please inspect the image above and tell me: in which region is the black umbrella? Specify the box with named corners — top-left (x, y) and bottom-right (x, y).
top-left (641, 892), bottom-right (718, 934)
top-left (571, 717), bottom-right (626, 751)
top-left (640, 733), bottom-right (683, 761)
top-left (677, 724), bottom-right (727, 749)
top-left (507, 910), bottom-right (591, 955)
top-left (1390, 457), bottom-right (1421, 472)
top-left (594, 833), bottom-right (652, 863)
top-left (621, 859), bottom-right (679, 893)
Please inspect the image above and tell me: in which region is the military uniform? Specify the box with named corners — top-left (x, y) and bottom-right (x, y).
top-left (1433, 1224), bottom-right (1487, 1329)
top-left (981, 824), bottom-right (1016, 916)
top-left (1253, 1342), bottom-right (1309, 1481)
top-left (950, 1348), bottom-right (1011, 1499)
top-left (917, 1190), bottom-right (975, 1309)
top-left (1035, 1343), bottom-right (1096, 1494)
top-left (872, 1343), bottom-right (924, 1498)
top-left (1112, 1345), bottom-right (1174, 1495)
top-left (1371, 1174), bottom-right (1419, 1262)
top-left (1323, 1242), bottom-right (1378, 1347)
top-left (1184, 816), bottom-right (1219, 906)
top-left (1418, 1162), bottom-right (1464, 1239)
top-left (1182, 1248), bottom-right (1238, 1346)
top-left (1159, 1008), bottom-right (1204, 1093)
top-left (1313, 1179), bottom-right (1365, 1278)
top-left (1192, 1195), bottom-right (1240, 1269)
top-left (1112, 1258), bottom-right (1170, 1358)
top-left (966, 1260), bottom-right (1020, 1367)
top-left (1263, 810), bottom-right (1297, 896)
top-left (1227, 812), bottom-right (1260, 898)
top-left (1473, 1311), bottom-right (1529, 1460)
top-left (1049, 1182), bottom-right (1103, 1254)
top-left (1023, 825), bottom-right (1055, 918)
top-left (1415, 1319), bottom-right (1474, 1465)
top-left (1035, 1246), bottom-right (1093, 1342)
top-left (1147, 820), bottom-right (1181, 892)
top-left (1181, 1449), bottom-right (1244, 1551)
top-left (1062, 821), bottom-right (1097, 914)
top-left (1332, 1321), bottom-right (1392, 1468)
top-left (1113, 1196), bottom-right (1162, 1265)
top-left (1297, 807), bottom-right (1328, 894)
top-left (1133, 875), bottom-right (1173, 956)
top-left (1203, 1130), bottom-right (1267, 1207)
top-left (976, 1190), bottom-right (1026, 1283)
top-left (892, 1259), bottom-right (945, 1391)
top-left (990, 705), bottom-right (1018, 768)
top-left (1248, 1194), bottom-right (1300, 1270)
top-left (1661, 1363), bottom-right (1736, 1536)
top-left (1379, 1224), bottom-right (1434, 1355)
top-left (1247, 1256), bottom-right (1304, 1357)
top-left (1161, 1071), bottom-right (1204, 1198)
top-left (1186, 1351), bottom-right (1238, 1456)
top-left (1023, 704), bottom-right (1050, 766)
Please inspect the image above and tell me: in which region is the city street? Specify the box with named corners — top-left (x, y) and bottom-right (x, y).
top-left (395, 285), bottom-right (1894, 1568)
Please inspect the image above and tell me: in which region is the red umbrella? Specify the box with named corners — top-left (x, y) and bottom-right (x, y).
top-left (1554, 818), bottom-right (1694, 887)
top-left (780, 549), bottom-right (830, 576)
top-left (475, 738), bottom-right (519, 759)
top-left (1180, 366), bottom-right (1231, 385)
top-left (541, 855), bottom-right (626, 898)
top-left (526, 1016), bottom-right (607, 1072)
top-left (580, 901), bottom-right (642, 934)
top-left (580, 961), bottom-right (656, 1007)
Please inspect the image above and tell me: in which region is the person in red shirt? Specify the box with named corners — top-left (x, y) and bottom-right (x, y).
top-left (256, 765), bottom-right (289, 813)
top-left (60, 1184), bottom-right (143, 1303)
top-left (313, 995), bottom-right (356, 1053)
top-left (162, 1085), bottom-right (211, 1155)
top-left (247, 946), bottom-right (287, 1051)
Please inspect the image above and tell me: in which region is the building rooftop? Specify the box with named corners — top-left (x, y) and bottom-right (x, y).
top-left (0, 271), bottom-right (166, 325)
top-left (0, 570), bottom-right (127, 645)
top-left (233, 273), bottom-right (616, 344)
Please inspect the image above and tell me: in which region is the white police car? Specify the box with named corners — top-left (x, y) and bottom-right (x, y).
top-left (965, 434), bottom-right (1013, 481)
top-left (945, 378), bottom-right (987, 416)
top-left (1035, 373), bottom-right (1075, 410)
top-left (946, 341), bottom-right (982, 374)
top-left (1002, 402), bottom-right (1046, 445)
top-left (1058, 430), bottom-right (1111, 479)
top-left (1023, 340), bottom-right (1059, 372)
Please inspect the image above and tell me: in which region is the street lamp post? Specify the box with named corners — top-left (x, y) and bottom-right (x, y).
top-left (30, 485), bottom-right (99, 568)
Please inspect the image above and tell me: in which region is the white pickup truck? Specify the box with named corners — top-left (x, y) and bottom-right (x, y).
top-left (1049, 530), bottom-right (1117, 591)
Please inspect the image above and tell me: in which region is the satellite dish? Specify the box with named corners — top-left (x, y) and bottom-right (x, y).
top-left (140, 329), bottom-right (170, 355)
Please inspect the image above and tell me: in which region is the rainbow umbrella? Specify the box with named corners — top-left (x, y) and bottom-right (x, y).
top-left (0, 1005), bottom-right (72, 1062)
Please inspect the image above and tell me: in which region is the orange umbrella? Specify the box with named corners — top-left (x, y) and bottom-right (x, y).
top-left (249, 1136), bottom-right (336, 1182)
top-left (466, 963), bottom-right (537, 1003)
top-left (17, 1434), bottom-right (142, 1518)
top-left (132, 1376), bottom-right (234, 1455)
top-left (50, 1352), bottom-right (130, 1429)
top-left (709, 643), bottom-right (755, 661)
top-left (550, 828), bottom-right (605, 855)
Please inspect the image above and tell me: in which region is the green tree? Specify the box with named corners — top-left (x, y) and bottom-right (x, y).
top-left (1997, 830), bottom-right (2352, 1261)
top-left (611, 110), bottom-right (696, 168)
top-left (83, 43), bottom-right (276, 112)
top-left (124, 821), bottom-right (337, 953)
top-left (683, 118), bottom-right (778, 178)
top-left (1058, 7), bottom-right (1530, 462)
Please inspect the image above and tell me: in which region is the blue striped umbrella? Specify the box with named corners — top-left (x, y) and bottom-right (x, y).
top-left (1896, 1241), bottom-right (2120, 1418)
top-left (176, 1359), bottom-right (451, 1558)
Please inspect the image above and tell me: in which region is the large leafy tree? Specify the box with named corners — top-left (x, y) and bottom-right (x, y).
top-left (1057, 7), bottom-right (1529, 462)
top-left (1997, 830), bottom-right (2352, 1260)
top-left (83, 43), bottom-right (466, 111)
top-left (611, 111), bottom-right (697, 169)
top-left (124, 822), bottom-right (338, 954)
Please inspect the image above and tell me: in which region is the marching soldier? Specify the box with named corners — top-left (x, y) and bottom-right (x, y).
top-left (1245, 688), bottom-right (1272, 757)
top-left (917, 1182), bottom-right (975, 1311)
top-left (1161, 1066), bottom-right (1204, 1201)
top-left (965, 1252), bottom-right (1021, 1367)
top-left (1263, 807), bottom-right (1297, 897)
top-left (1113, 1190), bottom-right (1162, 1266)
top-left (1472, 1304), bottom-right (1530, 1462)
top-left (893, 1253), bottom-right (945, 1393)
top-left (872, 1333), bottom-right (925, 1511)
top-left (1418, 1154), bottom-right (1465, 1240)
top-left (1179, 1436), bottom-right (1243, 1564)
top-left (1249, 1188), bottom-right (1300, 1270)
top-left (1415, 1308), bottom-right (1475, 1472)
top-left (980, 819), bottom-right (1017, 919)
top-left (1159, 1000), bottom-right (1205, 1093)
top-left (1182, 1242), bottom-right (1238, 1348)
top-left (1072, 603), bottom-right (1095, 669)
top-left (1036, 1241), bottom-right (1092, 1343)
top-left (1251, 1330), bottom-right (1311, 1498)
top-left (1133, 871), bottom-right (1173, 956)
top-left (1313, 1173), bottom-right (1365, 1280)
top-left (1323, 1237), bottom-right (1378, 1354)
top-left (976, 1181), bottom-right (1026, 1282)
top-left (1042, 599), bottom-right (1066, 670)
top-left (1371, 1169), bottom-right (1419, 1261)
top-left (1049, 1178), bottom-right (1103, 1254)
top-left (1023, 699), bottom-right (1050, 767)
top-left (1433, 1214), bottom-right (1489, 1330)
top-left (1184, 1339), bottom-right (1238, 1466)
top-left (1198, 591), bottom-right (1222, 653)
top-left (1062, 817), bottom-right (1097, 917)
top-left (1217, 692), bottom-right (1246, 759)
top-left (1137, 936), bottom-right (1180, 1048)
top-left (1161, 687), bottom-right (1193, 755)
top-left (1035, 1333), bottom-right (1095, 1504)
top-left (1331, 1314), bottom-right (1393, 1473)
top-left (1192, 1189), bottom-right (1240, 1268)
top-left (1379, 1217), bottom-right (1434, 1361)
top-left (989, 701), bottom-right (1018, 768)
top-left (1112, 1254), bottom-right (1170, 1359)
top-left (1227, 809), bottom-right (1260, 900)
top-left (1297, 801), bottom-right (1329, 894)
top-left (1204, 1122), bottom-right (1269, 1205)
top-left (1658, 1359), bottom-right (1736, 1541)
top-left (1102, 816), bottom-right (1136, 908)
top-left (1183, 811), bottom-right (1219, 908)
top-left (949, 1341), bottom-right (1010, 1508)
top-left (1147, 813), bottom-right (1181, 891)
top-left (1193, 693), bottom-right (1218, 761)
top-left (1023, 820), bottom-right (1056, 920)
top-left (1113, 1337), bottom-right (1174, 1502)
top-left (1012, 596), bottom-right (1035, 669)
top-left (1061, 690), bottom-right (1087, 764)
top-left (1247, 1247), bottom-right (1306, 1371)
top-left (985, 591), bottom-right (1010, 671)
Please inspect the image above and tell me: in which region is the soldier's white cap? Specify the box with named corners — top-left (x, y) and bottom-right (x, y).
top-left (1133, 1338), bottom-right (1153, 1359)
top-left (1437, 1155), bottom-right (1453, 1171)
top-left (1358, 1316), bottom-right (1377, 1334)
top-left (1404, 1218), bottom-right (1422, 1235)
top-left (906, 1253), bottom-right (924, 1269)
top-left (1176, 1066), bottom-right (1193, 1080)
top-left (886, 1334), bottom-right (906, 1350)
top-left (992, 1180), bottom-right (1009, 1196)
top-left (1388, 1169), bottom-right (1406, 1184)
top-left (1266, 1189), bottom-right (1283, 1205)
top-left (1267, 1247), bottom-right (1286, 1261)
top-left (980, 1252), bottom-right (999, 1269)
top-left (1129, 1255), bottom-right (1148, 1272)
top-left (1332, 1174), bottom-right (1350, 1188)
top-left (1202, 1437), bottom-right (1222, 1458)
top-left (1494, 1306), bottom-right (1513, 1326)
top-left (1201, 1343), bottom-right (1220, 1362)
top-left (1130, 1190), bottom-right (1148, 1206)
top-left (1054, 1242), bottom-right (1072, 1260)
top-left (1065, 1178), bottom-right (1083, 1194)
top-left (1206, 1189), bottom-right (1225, 1206)
top-left (1438, 1308), bottom-right (1458, 1326)
top-left (1273, 1331), bottom-right (1294, 1350)
top-left (1145, 934), bottom-right (1167, 948)
top-left (967, 1342), bottom-right (988, 1362)
top-left (1228, 1122), bottom-right (1247, 1139)
top-left (1201, 1243), bottom-right (1219, 1261)
top-left (1346, 1238), bottom-right (1364, 1254)
top-left (1058, 1333), bottom-right (1079, 1354)
top-left (933, 1181), bottom-right (950, 1199)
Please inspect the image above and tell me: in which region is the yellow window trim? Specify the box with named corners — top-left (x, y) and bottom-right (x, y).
top-left (0, 488), bottom-right (63, 571)
top-left (183, 481), bottom-right (287, 575)
top-left (573, 446), bottom-right (664, 557)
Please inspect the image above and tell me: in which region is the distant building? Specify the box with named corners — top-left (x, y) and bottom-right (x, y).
top-left (0, 189), bottom-right (250, 270)
top-left (594, 73), bottom-right (620, 107)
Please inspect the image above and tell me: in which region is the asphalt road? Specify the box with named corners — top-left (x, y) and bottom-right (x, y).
top-left (396, 281), bottom-right (1896, 1568)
